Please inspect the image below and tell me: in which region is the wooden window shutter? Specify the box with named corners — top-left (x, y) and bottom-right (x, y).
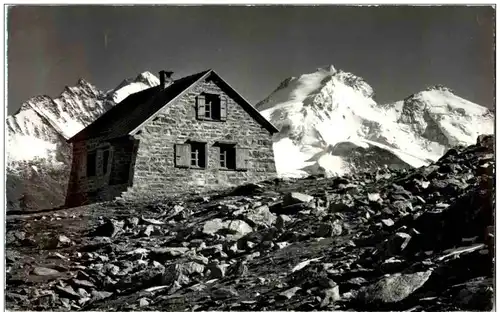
top-left (103, 147), bottom-right (114, 175)
top-left (175, 144), bottom-right (190, 168)
top-left (97, 149), bottom-right (104, 176)
top-left (235, 147), bottom-right (250, 170)
top-left (205, 143), bottom-right (209, 168)
top-left (78, 153), bottom-right (86, 178)
top-left (196, 95), bottom-right (206, 120)
top-left (220, 97), bottom-right (227, 121)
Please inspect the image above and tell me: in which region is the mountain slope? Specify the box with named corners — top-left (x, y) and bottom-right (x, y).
top-left (7, 71), bottom-right (160, 165)
top-left (7, 71), bottom-right (160, 212)
top-left (257, 66), bottom-right (494, 178)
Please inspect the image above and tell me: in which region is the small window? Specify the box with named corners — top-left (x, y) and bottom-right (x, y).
top-left (190, 142), bottom-right (207, 168)
top-left (87, 151), bottom-right (97, 177)
top-left (219, 144), bottom-right (236, 170)
top-left (206, 94), bottom-right (221, 120)
top-left (197, 93), bottom-right (227, 121)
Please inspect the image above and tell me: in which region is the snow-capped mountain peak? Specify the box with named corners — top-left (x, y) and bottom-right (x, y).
top-left (134, 71), bottom-right (160, 86)
top-left (258, 66), bottom-right (494, 178)
top-left (108, 71), bottom-right (159, 104)
top-left (398, 86), bottom-right (493, 147)
top-left (257, 65), bottom-right (374, 113)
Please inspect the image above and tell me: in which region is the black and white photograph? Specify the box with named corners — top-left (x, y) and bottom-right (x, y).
top-left (4, 4), bottom-right (496, 311)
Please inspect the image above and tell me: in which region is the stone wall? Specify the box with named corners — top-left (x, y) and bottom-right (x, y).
top-left (65, 137), bottom-right (138, 207)
top-left (123, 76), bottom-right (276, 197)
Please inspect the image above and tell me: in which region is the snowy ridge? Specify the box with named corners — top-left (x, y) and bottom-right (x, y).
top-left (6, 99), bottom-right (63, 164)
top-left (7, 71), bottom-right (159, 166)
top-left (107, 71), bottom-right (160, 103)
top-left (258, 65), bottom-right (494, 178)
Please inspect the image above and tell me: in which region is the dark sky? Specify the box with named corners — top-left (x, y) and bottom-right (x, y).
top-left (7, 5), bottom-right (495, 115)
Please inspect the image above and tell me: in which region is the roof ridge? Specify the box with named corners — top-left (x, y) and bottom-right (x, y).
top-left (68, 69), bottom-right (278, 143)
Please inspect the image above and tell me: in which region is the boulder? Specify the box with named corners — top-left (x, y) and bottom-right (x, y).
top-left (357, 270), bottom-right (432, 304)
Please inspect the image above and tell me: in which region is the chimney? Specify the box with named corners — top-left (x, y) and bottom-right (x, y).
top-left (159, 70), bottom-right (174, 89)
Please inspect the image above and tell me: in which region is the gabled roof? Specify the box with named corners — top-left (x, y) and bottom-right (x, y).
top-left (68, 70), bottom-right (279, 143)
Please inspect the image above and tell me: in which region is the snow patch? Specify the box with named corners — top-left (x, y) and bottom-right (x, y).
top-left (7, 135), bottom-right (58, 163)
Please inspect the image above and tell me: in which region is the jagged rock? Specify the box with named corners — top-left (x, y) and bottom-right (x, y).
top-left (71, 279), bottom-right (96, 289)
top-left (14, 231), bottom-right (26, 241)
top-left (207, 263), bottom-right (229, 278)
top-left (92, 218), bottom-right (123, 237)
top-left (276, 215), bottom-right (293, 229)
top-left (55, 285), bottom-right (80, 299)
top-left (367, 193), bottom-right (381, 202)
top-left (116, 266), bottom-right (167, 291)
top-left (183, 261), bottom-right (206, 276)
top-left (91, 290), bottom-right (113, 300)
top-left (103, 263), bottom-right (120, 276)
top-left (140, 216), bottom-right (165, 225)
top-left (320, 285), bottom-right (341, 307)
top-left (200, 244), bottom-right (223, 257)
top-left (126, 217), bottom-right (140, 228)
top-left (139, 297), bottom-right (150, 307)
top-left (383, 232), bottom-right (412, 257)
top-left (32, 266), bottom-right (60, 276)
top-left (77, 288), bottom-right (90, 298)
top-left (314, 222), bottom-right (333, 237)
top-left (57, 235), bottom-right (72, 246)
top-left (452, 278), bottom-right (494, 310)
top-left (142, 225), bottom-right (155, 237)
top-left (246, 205), bottom-right (277, 227)
top-left (357, 271), bottom-right (432, 304)
top-left (211, 286), bottom-right (239, 299)
top-left (203, 219), bottom-right (225, 235)
top-left (279, 286), bottom-right (301, 299)
top-left (163, 263), bottom-right (191, 286)
top-left (151, 247), bottom-right (189, 258)
top-left (392, 200), bottom-right (413, 213)
top-left (381, 218), bottom-right (395, 227)
top-left (314, 221), bottom-right (342, 237)
top-left (284, 192), bottom-right (314, 206)
top-left (226, 220), bottom-right (253, 239)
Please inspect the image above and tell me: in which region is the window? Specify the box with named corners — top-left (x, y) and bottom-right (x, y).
top-left (219, 144), bottom-right (236, 170)
top-left (197, 93), bottom-right (227, 121)
top-left (205, 94), bottom-right (220, 120)
top-left (86, 151), bottom-right (97, 177)
top-left (85, 147), bottom-right (113, 178)
top-left (175, 142), bottom-right (207, 169)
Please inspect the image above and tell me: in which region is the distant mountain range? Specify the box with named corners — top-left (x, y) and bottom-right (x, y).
top-left (257, 65), bottom-right (494, 177)
top-left (6, 66), bottom-right (494, 211)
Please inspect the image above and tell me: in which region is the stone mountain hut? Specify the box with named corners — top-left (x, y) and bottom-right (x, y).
top-left (65, 69), bottom-right (278, 207)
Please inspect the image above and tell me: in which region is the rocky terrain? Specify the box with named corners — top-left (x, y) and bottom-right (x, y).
top-left (6, 134), bottom-right (495, 311)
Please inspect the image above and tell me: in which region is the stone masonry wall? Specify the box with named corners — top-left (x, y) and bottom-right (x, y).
top-left (123, 76), bottom-right (277, 198)
top-left (65, 137), bottom-right (138, 207)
